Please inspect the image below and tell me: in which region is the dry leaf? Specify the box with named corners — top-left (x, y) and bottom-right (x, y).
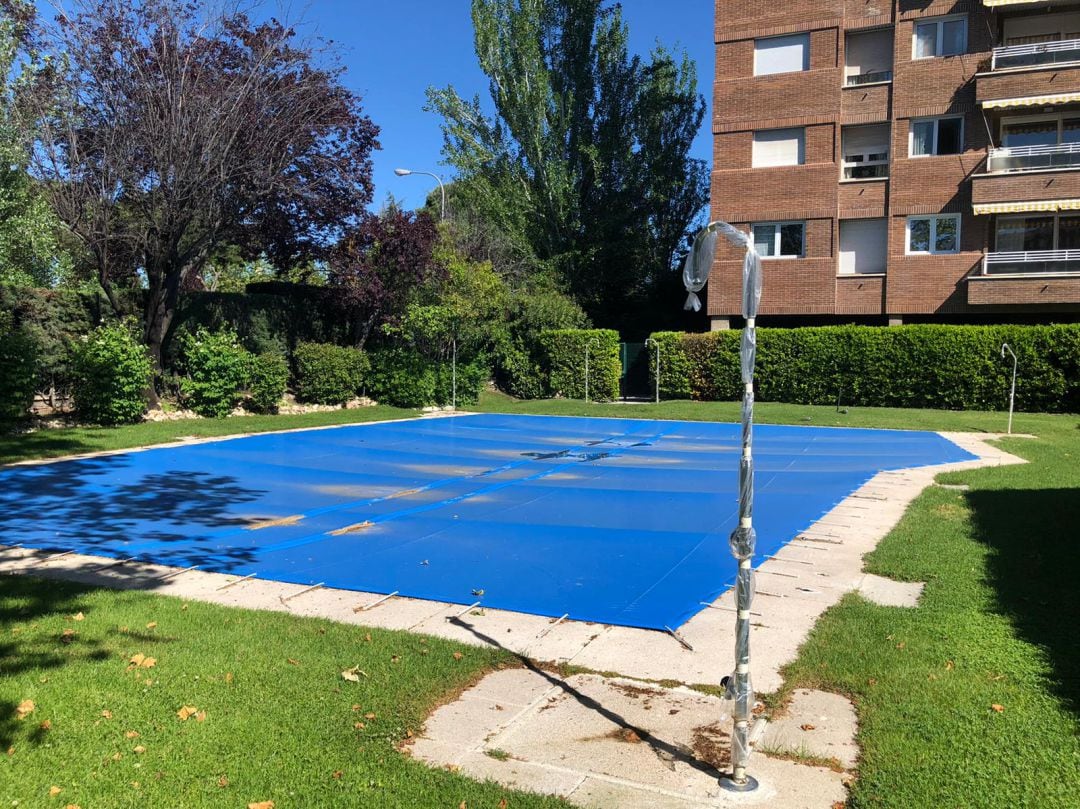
top-left (218, 776), bottom-right (229, 788)
top-left (991, 704), bottom-right (1005, 713)
top-left (125, 730), bottom-right (140, 739)
top-left (146, 622), bottom-right (157, 629)
top-left (195, 710), bottom-right (207, 722)
top-left (286, 658), bottom-right (300, 666)
top-left (5, 746), bottom-right (13, 756)
top-left (15, 699), bottom-right (34, 719)
top-left (459, 802), bottom-right (467, 809)
top-left (353, 722), bottom-right (365, 730)
top-left (341, 666), bottom-right (367, 682)
top-left (133, 745), bottom-right (146, 754)
top-left (101, 709), bottom-right (113, 719)
top-left (64, 805), bottom-right (81, 809)
top-left (225, 672), bottom-right (234, 684)
top-left (945, 660), bottom-right (955, 670)
top-left (452, 652), bottom-right (463, 661)
top-left (111, 752), bottom-right (122, 761)
top-left (867, 678), bottom-right (877, 687)
top-left (60, 629), bottom-right (76, 644)
top-left (364, 633), bottom-right (372, 642)
top-left (800, 724), bottom-right (816, 732)
top-left (364, 712), bottom-right (376, 721)
top-left (390, 655), bottom-right (401, 664)
top-left (351, 704), bottom-right (361, 712)
top-left (332, 770), bottom-right (343, 779)
top-left (39, 719), bottom-right (52, 731)
top-left (49, 786), bottom-right (61, 796)
top-left (445, 763), bottom-right (460, 773)
top-left (72, 612), bottom-right (85, 621)
top-left (181, 603), bottom-right (189, 610)
top-left (177, 705), bottom-right (199, 721)
top-left (248, 802), bottom-right (274, 809)
top-left (896, 642), bottom-right (906, 650)
top-left (405, 728), bottom-right (414, 738)
top-left (499, 801), bottom-right (508, 809)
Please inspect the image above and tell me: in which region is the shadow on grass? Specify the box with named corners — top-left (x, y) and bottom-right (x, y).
top-left (0, 428), bottom-right (102, 466)
top-left (967, 487), bottom-right (1080, 716)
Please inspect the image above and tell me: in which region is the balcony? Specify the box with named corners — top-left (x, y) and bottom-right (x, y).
top-left (991, 39), bottom-right (1080, 71)
top-left (987, 142), bottom-right (1080, 173)
top-left (981, 249), bottom-right (1080, 275)
top-left (844, 70), bottom-right (892, 87)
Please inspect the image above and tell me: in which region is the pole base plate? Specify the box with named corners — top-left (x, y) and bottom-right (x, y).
top-left (718, 774), bottom-right (760, 793)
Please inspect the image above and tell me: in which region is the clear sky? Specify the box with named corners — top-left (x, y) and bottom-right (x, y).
top-left (293, 1), bottom-right (715, 210)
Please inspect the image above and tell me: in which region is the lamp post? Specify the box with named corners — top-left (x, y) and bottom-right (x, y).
top-left (394, 168), bottom-right (446, 219)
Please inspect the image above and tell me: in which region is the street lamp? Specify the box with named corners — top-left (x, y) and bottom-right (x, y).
top-left (394, 168), bottom-right (446, 219)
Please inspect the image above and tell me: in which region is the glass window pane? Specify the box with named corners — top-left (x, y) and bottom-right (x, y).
top-left (1062, 118), bottom-right (1080, 144)
top-left (937, 118), bottom-right (963, 154)
top-left (915, 23), bottom-right (937, 58)
top-left (1058, 215), bottom-right (1080, 250)
top-left (779, 224), bottom-right (804, 256)
top-left (934, 217), bottom-right (958, 252)
top-left (909, 218), bottom-right (931, 252)
top-left (1003, 120), bottom-right (1058, 148)
top-left (753, 225), bottom-right (776, 256)
top-left (995, 218), bottom-right (1029, 252)
top-left (941, 20), bottom-right (966, 56)
top-left (911, 121), bottom-right (934, 156)
top-left (1024, 216), bottom-right (1055, 251)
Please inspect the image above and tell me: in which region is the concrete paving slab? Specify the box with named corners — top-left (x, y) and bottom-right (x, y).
top-left (857, 573), bottom-right (924, 608)
top-left (454, 752), bottom-right (586, 798)
top-left (761, 689), bottom-right (858, 770)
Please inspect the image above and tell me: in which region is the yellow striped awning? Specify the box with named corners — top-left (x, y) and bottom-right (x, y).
top-left (973, 198), bottom-right (1080, 215)
top-left (982, 0), bottom-right (1042, 6)
top-left (982, 92), bottom-right (1080, 109)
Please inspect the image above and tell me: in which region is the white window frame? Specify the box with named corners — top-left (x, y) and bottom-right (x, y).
top-left (752, 221), bottom-right (806, 259)
top-left (912, 15), bottom-right (968, 59)
top-left (753, 33), bottom-right (810, 77)
top-left (905, 214), bottom-right (961, 255)
top-left (909, 115), bottom-right (964, 157)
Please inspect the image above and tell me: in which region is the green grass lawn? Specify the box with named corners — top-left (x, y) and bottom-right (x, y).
top-left (1, 395), bottom-right (1077, 807)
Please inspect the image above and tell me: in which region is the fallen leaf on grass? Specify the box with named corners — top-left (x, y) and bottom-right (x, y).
top-left (351, 704), bottom-right (361, 711)
top-left (459, 802), bottom-right (467, 809)
top-left (195, 710), bottom-right (207, 722)
top-left (945, 660), bottom-right (955, 671)
top-left (499, 801), bottom-right (507, 809)
top-left (800, 724), bottom-right (816, 732)
top-left (15, 700), bottom-right (34, 719)
top-left (248, 802), bottom-right (274, 809)
top-left (991, 704), bottom-right (1005, 713)
top-left (64, 805), bottom-right (80, 809)
top-left (146, 622), bottom-right (157, 630)
top-left (133, 745), bottom-right (146, 754)
top-left (177, 705), bottom-right (199, 721)
top-left (49, 786), bottom-right (61, 796)
top-left (71, 613), bottom-right (85, 621)
top-left (452, 652), bottom-right (463, 661)
top-left (286, 658), bottom-right (300, 666)
top-left (128, 653), bottom-right (156, 669)
top-left (364, 633), bottom-right (372, 643)
top-left (225, 672), bottom-right (234, 684)
top-left (218, 776), bottom-right (229, 788)
top-left (60, 629), bottom-right (76, 644)
top-left (364, 712), bottom-right (376, 721)
top-left (390, 655), bottom-right (400, 664)
top-left (39, 719), bottom-right (52, 731)
top-left (101, 710), bottom-right (113, 719)
top-left (353, 722), bottom-right (365, 730)
top-left (125, 730), bottom-right (140, 739)
top-left (5, 746), bottom-right (12, 756)
top-left (332, 770), bottom-right (343, 779)
top-left (895, 642), bottom-right (906, 650)
top-left (341, 666), bottom-right (368, 682)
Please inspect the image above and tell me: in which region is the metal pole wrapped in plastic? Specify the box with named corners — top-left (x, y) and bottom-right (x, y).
top-left (684, 221), bottom-right (762, 792)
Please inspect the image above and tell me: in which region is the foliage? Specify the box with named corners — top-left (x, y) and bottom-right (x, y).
top-left (178, 328), bottom-right (252, 418)
top-left (70, 320), bottom-right (152, 425)
top-left (328, 209), bottom-right (446, 348)
top-left (0, 4), bottom-right (73, 288)
top-left (648, 324), bottom-right (1080, 412)
top-left (292, 341), bottom-right (368, 405)
top-left (16, 0), bottom-right (380, 376)
top-left (0, 308), bottom-right (36, 422)
top-left (538, 328), bottom-right (620, 401)
top-left (367, 346), bottom-right (439, 408)
top-left (428, 0), bottom-right (708, 334)
top-left (246, 352), bottom-right (289, 414)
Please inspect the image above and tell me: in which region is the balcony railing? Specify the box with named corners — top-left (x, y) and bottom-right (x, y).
top-left (987, 142), bottom-right (1080, 172)
top-left (844, 70), bottom-right (892, 87)
top-left (991, 38), bottom-right (1080, 71)
top-left (983, 249), bottom-right (1080, 275)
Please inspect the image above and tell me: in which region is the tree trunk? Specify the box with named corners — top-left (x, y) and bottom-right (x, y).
top-left (143, 270), bottom-right (182, 410)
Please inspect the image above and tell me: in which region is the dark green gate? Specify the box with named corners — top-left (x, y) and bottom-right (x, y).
top-left (619, 342), bottom-right (650, 399)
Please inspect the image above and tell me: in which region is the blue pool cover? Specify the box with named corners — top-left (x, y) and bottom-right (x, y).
top-left (0, 414), bottom-right (975, 630)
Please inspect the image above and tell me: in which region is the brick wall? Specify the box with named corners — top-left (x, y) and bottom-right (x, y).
top-left (972, 171), bottom-right (1080, 205)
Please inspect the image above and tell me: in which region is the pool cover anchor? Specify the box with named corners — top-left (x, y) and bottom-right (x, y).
top-left (354, 591), bottom-right (399, 612)
top-left (685, 219), bottom-right (763, 793)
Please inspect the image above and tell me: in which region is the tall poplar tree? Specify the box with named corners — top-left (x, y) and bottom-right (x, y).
top-left (427, 0), bottom-right (708, 335)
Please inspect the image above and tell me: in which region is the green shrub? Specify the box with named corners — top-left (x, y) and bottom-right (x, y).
top-left (178, 328), bottom-right (252, 418)
top-left (246, 352), bottom-right (289, 413)
top-left (647, 324), bottom-right (1080, 412)
top-left (0, 311), bottom-right (37, 423)
top-left (292, 342), bottom-right (368, 405)
top-left (70, 322), bottom-right (152, 425)
top-left (434, 356), bottom-right (490, 407)
top-left (538, 329), bottom-right (620, 401)
top-left (367, 347), bottom-right (437, 408)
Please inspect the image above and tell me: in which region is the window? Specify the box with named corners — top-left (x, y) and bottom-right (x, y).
top-left (906, 215), bottom-right (960, 254)
top-left (914, 16), bottom-right (967, 58)
top-left (910, 116), bottom-right (963, 156)
top-left (842, 124), bottom-right (890, 179)
top-left (839, 219), bottom-right (888, 274)
top-left (752, 128), bottom-right (805, 167)
top-left (1001, 114), bottom-right (1080, 148)
top-left (845, 29), bottom-right (894, 86)
top-left (754, 33), bottom-right (809, 76)
top-left (753, 222), bottom-right (805, 258)
top-left (996, 213), bottom-right (1080, 251)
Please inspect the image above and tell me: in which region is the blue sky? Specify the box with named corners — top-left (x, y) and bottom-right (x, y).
top-left (296, 1), bottom-right (715, 210)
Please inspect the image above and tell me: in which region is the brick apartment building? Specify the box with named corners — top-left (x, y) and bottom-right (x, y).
top-left (709, 0), bottom-right (1080, 328)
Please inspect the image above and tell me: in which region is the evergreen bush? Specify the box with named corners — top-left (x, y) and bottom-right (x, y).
top-left (292, 342), bottom-right (367, 405)
top-left (178, 328), bottom-right (252, 418)
top-left (538, 328), bottom-right (620, 401)
top-left (70, 321), bottom-right (152, 425)
top-left (246, 352), bottom-right (289, 413)
top-left (0, 311), bottom-right (37, 423)
top-left (647, 324), bottom-right (1080, 412)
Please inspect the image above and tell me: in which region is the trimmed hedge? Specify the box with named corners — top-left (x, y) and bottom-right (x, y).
top-left (0, 311), bottom-right (37, 423)
top-left (648, 324), bottom-right (1080, 412)
top-left (538, 329), bottom-right (620, 402)
top-left (292, 342), bottom-right (368, 405)
top-left (70, 322), bottom-right (153, 425)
